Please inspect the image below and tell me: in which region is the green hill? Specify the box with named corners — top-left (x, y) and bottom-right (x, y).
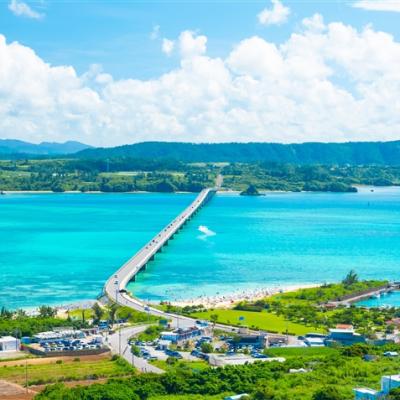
top-left (76, 140), bottom-right (400, 165)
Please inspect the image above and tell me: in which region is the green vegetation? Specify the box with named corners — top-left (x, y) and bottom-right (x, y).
top-left (222, 163), bottom-right (400, 192)
top-left (192, 278), bottom-right (395, 336)
top-left (0, 355), bottom-right (134, 387)
top-left (240, 184), bottom-right (261, 196)
top-left (1, 157), bottom-right (400, 193)
top-left (267, 279), bottom-right (386, 306)
top-left (69, 304), bottom-right (158, 325)
top-left (137, 325), bottom-right (164, 342)
top-left (193, 308), bottom-right (325, 335)
top-left (0, 306), bottom-right (87, 337)
top-left (74, 140), bottom-right (400, 165)
top-left (150, 359), bottom-right (209, 373)
top-left (0, 158), bottom-right (216, 192)
top-left (34, 343), bottom-right (400, 399)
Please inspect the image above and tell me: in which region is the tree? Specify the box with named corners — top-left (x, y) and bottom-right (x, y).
top-left (108, 303), bottom-right (119, 325)
top-left (312, 387), bottom-right (342, 400)
top-left (388, 388), bottom-right (400, 399)
top-left (39, 305), bottom-right (56, 318)
top-left (210, 314), bottom-right (219, 327)
top-left (342, 270), bottom-right (359, 287)
top-left (200, 342), bottom-right (213, 354)
top-left (131, 344), bottom-right (141, 357)
top-left (92, 303), bottom-right (103, 324)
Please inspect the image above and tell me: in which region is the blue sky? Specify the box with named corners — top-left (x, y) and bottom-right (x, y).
top-left (2, 0), bottom-right (400, 79)
top-left (1, 0), bottom-right (400, 145)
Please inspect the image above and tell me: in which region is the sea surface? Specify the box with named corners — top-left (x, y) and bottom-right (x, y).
top-left (356, 291), bottom-right (400, 308)
top-left (1, 187), bottom-right (399, 309)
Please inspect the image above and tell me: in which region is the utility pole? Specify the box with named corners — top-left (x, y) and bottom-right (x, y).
top-left (119, 327), bottom-right (122, 356)
top-left (25, 359), bottom-right (28, 393)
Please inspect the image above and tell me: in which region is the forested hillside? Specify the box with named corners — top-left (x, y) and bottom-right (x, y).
top-left (76, 140), bottom-right (400, 165)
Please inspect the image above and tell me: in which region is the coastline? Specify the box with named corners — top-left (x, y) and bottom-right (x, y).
top-left (155, 283), bottom-right (319, 309)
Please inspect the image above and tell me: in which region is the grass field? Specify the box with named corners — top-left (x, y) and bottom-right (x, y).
top-left (266, 346), bottom-right (338, 358)
top-left (193, 309), bottom-right (326, 335)
top-left (0, 356), bottom-right (134, 386)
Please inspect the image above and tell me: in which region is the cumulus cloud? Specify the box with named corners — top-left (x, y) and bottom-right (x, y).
top-left (162, 38), bottom-right (175, 56)
top-left (1, 17), bottom-right (400, 146)
top-left (258, 0), bottom-right (290, 26)
top-left (302, 13), bottom-right (326, 32)
top-left (8, 0), bottom-right (43, 19)
top-left (353, 0), bottom-right (400, 12)
top-left (178, 30), bottom-right (207, 58)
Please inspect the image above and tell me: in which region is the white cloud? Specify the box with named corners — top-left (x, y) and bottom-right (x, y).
top-left (8, 0), bottom-right (43, 19)
top-left (353, 0), bottom-right (400, 12)
top-left (178, 30), bottom-right (207, 58)
top-left (258, 0), bottom-right (290, 26)
top-left (162, 38), bottom-right (175, 56)
top-left (1, 18), bottom-right (400, 146)
top-left (302, 13), bottom-right (326, 32)
top-left (150, 24), bottom-right (160, 40)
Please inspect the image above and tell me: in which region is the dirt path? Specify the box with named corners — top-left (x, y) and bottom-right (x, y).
top-left (0, 380), bottom-right (37, 400)
top-left (0, 352), bottom-right (110, 368)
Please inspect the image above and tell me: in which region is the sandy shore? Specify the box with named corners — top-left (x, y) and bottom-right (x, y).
top-left (162, 283), bottom-right (319, 309)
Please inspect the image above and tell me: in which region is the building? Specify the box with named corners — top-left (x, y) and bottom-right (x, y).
top-left (354, 388), bottom-right (382, 400)
top-left (327, 328), bottom-right (365, 346)
top-left (304, 337), bottom-right (325, 347)
top-left (208, 353), bottom-right (285, 367)
top-left (0, 336), bottom-right (20, 352)
top-left (354, 374), bottom-right (400, 399)
top-left (224, 395), bottom-right (249, 400)
top-left (381, 375), bottom-right (400, 393)
top-left (160, 327), bottom-right (204, 344)
top-left (229, 334), bottom-right (267, 350)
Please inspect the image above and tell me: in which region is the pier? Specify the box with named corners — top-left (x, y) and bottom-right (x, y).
top-left (104, 188), bottom-right (216, 324)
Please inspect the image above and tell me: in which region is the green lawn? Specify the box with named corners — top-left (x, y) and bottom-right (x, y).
top-left (266, 346), bottom-right (338, 358)
top-left (193, 309), bottom-right (326, 335)
top-left (0, 356), bottom-right (134, 386)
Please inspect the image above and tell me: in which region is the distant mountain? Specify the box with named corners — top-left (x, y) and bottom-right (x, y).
top-left (0, 139), bottom-right (92, 155)
top-left (76, 140), bottom-right (400, 165)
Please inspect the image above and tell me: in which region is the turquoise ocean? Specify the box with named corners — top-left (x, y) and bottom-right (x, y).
top-left (1, 187), bottom-right (399, 309)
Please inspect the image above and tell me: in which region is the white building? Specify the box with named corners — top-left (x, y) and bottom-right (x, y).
top-left (381, 375), bottom-right (400, 393)
top-left (209, 353), bottom-right (285, 367)
top-left (0, 336), bottom-right (20, 352)
top-left (353, 388), bottom-right (382, 400)
top-left (354, 374), bottom-right (400, 399)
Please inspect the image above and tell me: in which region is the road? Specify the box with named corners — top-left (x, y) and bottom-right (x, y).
top-left (106, 325), bottom-right (164, 374)
top-left (104, 188), bottom-right (215, 329)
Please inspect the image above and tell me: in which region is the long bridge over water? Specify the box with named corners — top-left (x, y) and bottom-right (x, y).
top-left (104, 187), bottom-right (216, 325)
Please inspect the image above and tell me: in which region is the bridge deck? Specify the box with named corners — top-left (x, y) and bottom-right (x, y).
top-left (104, 188), bottom-right (214, 318)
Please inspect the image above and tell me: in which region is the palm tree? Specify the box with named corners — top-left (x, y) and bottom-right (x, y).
top-left (92, 302), bottom-right (103, 324)
top-left (107, 303), bottom-right (119, 326)
top-left (342, 270), bottom-right (359, 287)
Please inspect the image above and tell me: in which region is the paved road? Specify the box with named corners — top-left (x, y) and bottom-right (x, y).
top-left (104, 188), bottom-right (215, 329)
top-left (107, 325), bottom-right (164, 374)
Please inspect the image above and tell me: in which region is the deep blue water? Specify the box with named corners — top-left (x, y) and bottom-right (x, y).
top-left (1, 187), bottom-right (399, 309)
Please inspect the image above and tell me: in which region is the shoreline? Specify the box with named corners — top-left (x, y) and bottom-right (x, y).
top-left (153, 283), bottom-right (320, 309)
top-left (2, 185), bottom-right (397, 196)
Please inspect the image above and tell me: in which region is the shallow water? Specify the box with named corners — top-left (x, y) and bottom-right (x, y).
top-left (356, 290), bottom-right (400, 308)
top-left (0, 193), bottom-right (194, 309)
top-left (130, 187), bottom-right (400, 302)
top-left (1, 187), bottom-right (399, 309)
